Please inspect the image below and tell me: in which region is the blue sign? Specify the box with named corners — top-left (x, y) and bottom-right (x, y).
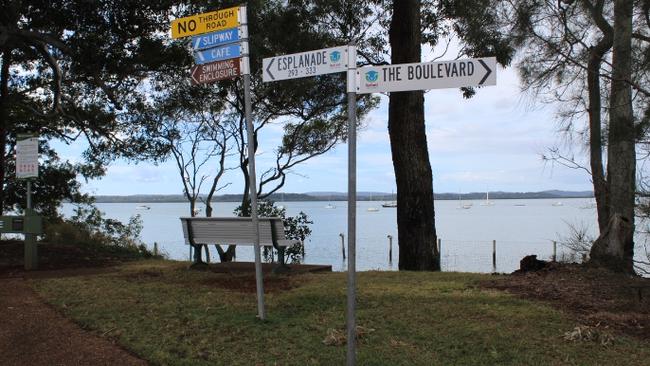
top-left (194, 43), bottom-right (242, 65)
top-left (330, 51), bottom-right (341, 63)
top-left (365, 71), bottom-right (379, 82)
top-left (192, 28), bottom-right (240, 51)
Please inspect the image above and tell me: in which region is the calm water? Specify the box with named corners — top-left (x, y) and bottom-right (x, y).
top-left (62, 198), bottom-right (603, 272)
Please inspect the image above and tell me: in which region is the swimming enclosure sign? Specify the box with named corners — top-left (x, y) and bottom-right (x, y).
top-left (356, 57), bottom-right (496, 94)
top-left (191, 58), bottom-right (242, 85)
top-left (171, 6), bottom-right (240, 39)
top-left (262, 46), bottom-right (348, 82)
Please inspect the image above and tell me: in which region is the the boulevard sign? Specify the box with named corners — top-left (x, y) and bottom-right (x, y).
top-left (356, 57), bottom-right (496, 94)
top-left (191, 27), bottom-right (245, 51)
top-left (190, 58), bottom-right (241, 85)
top-left (194, 43), bottom-right (245, 64)
top-left (171, 6), bottom-right (240, 39)
top-left (262, 46), bottom-right (348, 82)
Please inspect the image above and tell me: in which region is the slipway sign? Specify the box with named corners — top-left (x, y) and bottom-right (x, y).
top-left (356, 57), bottom-right (496, 94)
top-left (191, 27), bottom-right (246, 51)
top-left (262, 46), bottom-right (348, 82)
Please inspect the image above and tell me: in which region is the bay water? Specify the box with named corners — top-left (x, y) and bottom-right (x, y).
top-left (62, 198), bottom-right (603, 273)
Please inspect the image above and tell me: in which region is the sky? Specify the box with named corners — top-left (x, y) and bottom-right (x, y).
top-left (55, 60), bottom-right (594, 197)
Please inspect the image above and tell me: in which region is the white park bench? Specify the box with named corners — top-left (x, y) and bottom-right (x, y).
top-left (180, 216), bottom-right (298, 270)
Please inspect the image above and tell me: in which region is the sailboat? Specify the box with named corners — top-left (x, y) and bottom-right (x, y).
top-left (367, 193), bottom-right (380, 212)
top-left (324, 195), bottom-right (336, 209)
top-left (456, 192), bottom-right (471, 209)
top-left (480, 191), bottom-right (495, 206)
top-left (382, 191), bottom-right (397, 208)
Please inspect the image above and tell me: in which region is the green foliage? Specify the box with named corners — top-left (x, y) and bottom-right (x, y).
top-left (234, 200), bottom-right (312, 263)
top-left (43, 204), bottom-right (157, 259)
top-left (4, 139), bottom-right (96, 217)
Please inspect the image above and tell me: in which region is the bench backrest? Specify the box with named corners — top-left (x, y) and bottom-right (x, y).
top-left (180, 216), bottom-right (286, 246)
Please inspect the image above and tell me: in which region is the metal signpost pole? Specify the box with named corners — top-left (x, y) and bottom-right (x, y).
top-left (346, 44), bottom-right (357, 366)
top-left (240, 6), bottom-right (266, 320)
top-left (24, 179), bottom-right (37, 270)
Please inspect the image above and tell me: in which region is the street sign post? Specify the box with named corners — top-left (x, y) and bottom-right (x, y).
top-left (356, 57), bottom-right (496, 94)
top-left (345, 45), bottom-right (357, 366)
top-left (262, 46), bottom-right (348, 82)
top-left (15, 134), bottom-right (40, 270)
top-left (194, 42), bottom-right (246, 65)
top-left (171, 6), bottom-right (240, 39)
top-left (171, 6), bottom-right (264, 320)
top-left (190, 58), bottom-right (242, 85)
top-left (191, 26), bottom-right (246, 51)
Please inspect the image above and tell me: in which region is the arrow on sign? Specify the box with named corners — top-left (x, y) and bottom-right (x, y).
top-left (262, 46), bottom-right (348, 83)
top-left (478, 59), bottom-right (492, 85)
top-left (356, 57), bottom-right (497, 94)
top-left (265, 58), bottom-right (275, 80)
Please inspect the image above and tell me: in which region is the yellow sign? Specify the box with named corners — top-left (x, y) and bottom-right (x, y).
top-left (171, 6), bottom-right (240, 39)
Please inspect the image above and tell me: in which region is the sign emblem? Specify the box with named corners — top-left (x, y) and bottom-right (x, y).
top-left (330, 51), bottom-right (341, 63)
top-left (365, 71), bottom-right (379, 82)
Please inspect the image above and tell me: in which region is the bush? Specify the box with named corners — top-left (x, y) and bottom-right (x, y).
top-left (43, 204), bottom-right (159, 259)
top-left (234, 200), bottom-right (312, 263)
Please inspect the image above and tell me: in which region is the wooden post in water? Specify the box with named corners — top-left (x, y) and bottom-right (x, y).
top-left (340, 233), bottom-right (346, 260)
top-left (492, 240), bottom-right (497, 273)
top-left (387, 235), bottom-right (393, 263)
top-left (438, 238), bottom-right (442, 269)
top-left (552, 241), bottom-right (557, 262)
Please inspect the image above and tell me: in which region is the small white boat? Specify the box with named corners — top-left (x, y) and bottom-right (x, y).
top-left (552, 201), bottom-right (564, 207)
top-left (324, 203), bottom-right (336, 209)
top-left (480, 191), bottom-right (495, 206)
top-left (135, 205), bottom-right (151, 210)
top-left (367, 207), bottom-right (380, 212)
top-left (382, 201), bottom-right (397, 208)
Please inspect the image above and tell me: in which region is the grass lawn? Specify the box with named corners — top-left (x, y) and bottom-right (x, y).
top-left (32, 260), bottom-right (650, 365)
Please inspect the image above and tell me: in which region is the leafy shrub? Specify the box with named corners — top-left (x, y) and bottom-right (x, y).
top-left (234, 200), bottom-right (312, 263)
top-left (43, 204), bottom-right (158, 259)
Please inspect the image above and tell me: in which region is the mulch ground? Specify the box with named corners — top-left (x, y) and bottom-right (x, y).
top-left (0, 240), bottom-right (148, 365)
top-left (481, 262), bottom-right (650, 340)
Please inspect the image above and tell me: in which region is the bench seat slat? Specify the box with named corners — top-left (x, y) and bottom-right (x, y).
top-left (180, 217), bottom-right (294, 247)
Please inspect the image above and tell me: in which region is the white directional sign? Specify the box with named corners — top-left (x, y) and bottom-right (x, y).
top-left (262, 46), bottom-right (348, 82)
top-left (356, 57), bottom-right (496, 94)
top-left (16, 135), bottom-right (38, 179)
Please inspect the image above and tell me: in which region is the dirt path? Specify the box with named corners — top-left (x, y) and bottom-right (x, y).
top-left (0, 276), bottom-right (147, 366)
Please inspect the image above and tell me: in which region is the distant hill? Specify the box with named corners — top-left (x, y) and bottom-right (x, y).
top-left (93, 190), bottom-right (593, 203)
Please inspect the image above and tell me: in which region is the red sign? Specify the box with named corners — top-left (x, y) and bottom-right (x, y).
top-left (191, 58), bottom-right (241, 85)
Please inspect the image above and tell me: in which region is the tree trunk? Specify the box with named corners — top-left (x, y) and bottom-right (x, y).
top-left (586, 30), bottom-right (612, 233)
top-left (589, 0), bottom-right (635, 273)
top-left (388, 0), bottom-right (439, 271)
top-left (0, 52), bottom-right (10, 216)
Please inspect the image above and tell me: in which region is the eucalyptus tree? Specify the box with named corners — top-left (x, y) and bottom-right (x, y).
top-left (0, 0), bottom-right (184, 214)
top-left (508, 0), bottom-right (648, 273)
top-left (308, 0), bottom-right (513, 270)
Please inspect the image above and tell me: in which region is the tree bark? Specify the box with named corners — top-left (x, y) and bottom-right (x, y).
top-left (388, 0), bottom-right (439, 271)
top-left (0, 52), bottom-right (10, 216)
top-left (589, 0), bottom-right (635, 273)
top-left (586, 26), bottom-right (612, 233)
